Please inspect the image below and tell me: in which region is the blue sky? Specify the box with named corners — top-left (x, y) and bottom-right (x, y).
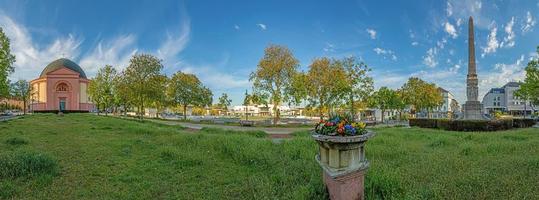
top-left (1, 0), bottom-right (538, 105)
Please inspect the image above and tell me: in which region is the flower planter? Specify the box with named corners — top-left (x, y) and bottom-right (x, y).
top-left (312, 131), bottom-right (374, 200)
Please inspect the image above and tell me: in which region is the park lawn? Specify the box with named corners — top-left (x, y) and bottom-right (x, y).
top-left (0, 114), bottom-right (538, 199)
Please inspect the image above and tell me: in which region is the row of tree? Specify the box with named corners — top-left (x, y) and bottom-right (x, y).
top-left (88, 54), bottom-right (214, 120)
top-left (249, 44), bottom-right (447, 123)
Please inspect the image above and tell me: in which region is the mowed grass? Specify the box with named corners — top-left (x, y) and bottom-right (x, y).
top-left (0, 114), bottom-right (538, 199)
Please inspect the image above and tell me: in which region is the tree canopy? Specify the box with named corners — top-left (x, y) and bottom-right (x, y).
top-left (400, 77), bottom-right (443, 117)
top-left (515, 46), bottom-right (539, 106)
top-left (0, 27), bottom-right (16, 99)
top-left (88, 65), bottom-right (117, 115)
top-left (9, 80), bottom-right (32, 114)
top-left (123, 54), bottom-right (164, 119)
top-left (167, 71), bottom-right (212, 120)
top-left (305, 57), bottom-right (348, 119)
top-left (250, 44), bottom-right (299, 124)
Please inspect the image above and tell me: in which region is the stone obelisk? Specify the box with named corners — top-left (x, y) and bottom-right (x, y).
top-left (463, 16), bottom-right (484, 120)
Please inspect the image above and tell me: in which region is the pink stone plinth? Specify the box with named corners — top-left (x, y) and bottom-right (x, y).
top-left (323, 169), bottom-right (365, 200)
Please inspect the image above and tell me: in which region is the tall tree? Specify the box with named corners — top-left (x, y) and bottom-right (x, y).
top-left (515, 46), bottom-right (539, 117)
top-left (341, 56), bottom-right (373, 120)
top-left (124, 54), bottom-right (164, 119)
top-left (113, 71), bottom-right (132, 116)
top-left (88, 65), bottom-right (117, 115)
top-left (9, 80), bottom-right (32, 114)
top-left (167, 72), bottom-right (212, 120)
top-left (285, 71), bottom-right (308, 106)
top-left (306, 57), bottom-right (348, 120)
top-left (0, 27), bottom-right (16, 99)
top-left (250, 44), bottom-right (299, 125)
top-left (217, 93), bottom-right (232, 115)
top-left (369, 87), bottom-right (400, 123)
top-left (400, 77), bottom-right (443, 118)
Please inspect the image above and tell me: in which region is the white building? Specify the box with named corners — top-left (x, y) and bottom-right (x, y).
top-left (230, 104), bottom-right (294, 116)
top-left (482, 82), bottom-right (536, 116)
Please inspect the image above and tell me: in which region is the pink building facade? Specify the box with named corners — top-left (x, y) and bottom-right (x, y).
top-left (30, 58), bottom-right (94, 112)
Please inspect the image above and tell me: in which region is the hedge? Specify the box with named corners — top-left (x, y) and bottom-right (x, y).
top-left (409, 118), bottom-right (536, 132)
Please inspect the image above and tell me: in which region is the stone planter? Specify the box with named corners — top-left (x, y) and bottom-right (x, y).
top-left (312, 131), bottom-right (375, 200)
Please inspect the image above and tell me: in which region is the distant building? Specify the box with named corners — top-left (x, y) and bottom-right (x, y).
top-left (30, 58), bottom-right (94, 112)
top-left (431, 87), bottom-right (460, 118)
top-left (482, 82), bottom-right (536, 116)
top-left (230, 104), bottom-right (295, 116)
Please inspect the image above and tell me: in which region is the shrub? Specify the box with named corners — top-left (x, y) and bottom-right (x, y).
top-left (513, 118), bottom-right (536, 128)
top-left (5, 137), bottom-right (29, 145)
top-left (0, 151), bottom-right (59, 179)
top-left (409, 118), bottom-right (516, 131)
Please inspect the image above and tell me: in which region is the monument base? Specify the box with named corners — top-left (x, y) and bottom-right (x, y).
top-left (323, 169), bottom-right (366, 200)
top-left (462, 101), bottom-right (486, 120)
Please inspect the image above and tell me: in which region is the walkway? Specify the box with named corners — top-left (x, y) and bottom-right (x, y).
top-left (147, 119), bottom-right (312, 135)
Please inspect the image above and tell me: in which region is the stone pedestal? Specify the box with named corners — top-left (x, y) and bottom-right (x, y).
top-left (313, 132), bottom-right (374, 200)
top-left (463, 101), bottom-right (484, 120)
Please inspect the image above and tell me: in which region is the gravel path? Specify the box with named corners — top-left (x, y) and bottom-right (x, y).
top-left (148, 119), bottom-right (311, 135)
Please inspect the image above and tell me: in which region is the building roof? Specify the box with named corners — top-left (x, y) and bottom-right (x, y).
top-left (438, 87), bottom-right (449, 93)
top-left (39, 58), bottom-right (87, 79)
top-left (488, 88), bottom-right (505, 94)
top-left (502, 81), bottom-right (520, 88)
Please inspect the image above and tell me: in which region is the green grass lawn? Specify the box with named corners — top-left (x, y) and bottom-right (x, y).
top-left (0, 114), bottom-right (538, 199)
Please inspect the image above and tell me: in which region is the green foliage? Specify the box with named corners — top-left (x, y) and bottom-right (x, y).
top-left (0, 27), bottom-right (16, 99)
top-left (9, 80), bottom-right (32, 114)
top-left (250, 44), bottom-right (300, 124)
top-left (88, 65), bottom-right (117, 115)
top-left (0, 151), bottom-right (58, 179)
top-left (305, 57), bottom-right (349, 119)
top-left (167, 71), bottom-right (212, 119)
top-left (340, 56), bottom-right (373, 118)
top-left (217, 93), bottom-right (232, 111)
top-left (400, 77), bottom-right (443, 115)
top-left (123, 54), bottom-right (165, 119)
top-left (515, 46), bottom-right (539, 105)
top-left (5, 137), bottom-right (29, 145)
top-left (369, 87), bottom-right (403, 123)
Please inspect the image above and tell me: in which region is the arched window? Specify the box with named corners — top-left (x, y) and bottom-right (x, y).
top-left (56, 83), bottom-right (69, 91)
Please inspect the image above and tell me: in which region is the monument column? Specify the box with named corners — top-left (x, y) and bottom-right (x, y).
top-left (463, 16), bottom-right (485, 120)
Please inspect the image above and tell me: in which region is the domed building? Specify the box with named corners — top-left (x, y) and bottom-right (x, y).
top-left (30, 58), bottom-right (94, 112)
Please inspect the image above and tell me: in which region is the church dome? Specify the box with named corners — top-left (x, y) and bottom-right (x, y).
top-left (40, 58), bottom-right (87, 79)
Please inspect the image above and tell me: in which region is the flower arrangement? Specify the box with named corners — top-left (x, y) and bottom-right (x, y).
top-left (314, 113), bottom-right (367, 136)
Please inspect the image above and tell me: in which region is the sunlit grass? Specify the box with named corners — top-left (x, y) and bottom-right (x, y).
top-left (0, 114), bottom-right (537, 199)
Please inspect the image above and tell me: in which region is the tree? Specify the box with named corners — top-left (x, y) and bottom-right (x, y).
top-left (400, 77), bottom-right (443, 118)
top-left (515, 46), bottom-right (539, 117)
top-left (124, 54), bottom-right (164, 119)
top-left (9, 80), bottom-right (32, 114)
top-left (305, 57), bottom-right (348, 120)
top-left (112, 71), bottom-right (132, 116)
top-left (250, 44), bottom-right (299, 125)
top-left (285, 71), bottom-right (308, 106)
top-left (217, 93), bottom-right (232, 115)
top-left (0, 27), bottom-right (16, 99)
top-left (168, 71), bottom-right (212, 120)
top-left (341, 56), bottom-right (373, 120)
top-left (88, 65), bottom-right (117, 115)
top-left (369, 87), bottom-right (400, 123)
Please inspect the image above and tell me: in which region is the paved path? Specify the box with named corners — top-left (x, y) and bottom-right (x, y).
top-left (147, 119), bottom-right (311, 135)
top-left (0, 115), bottom-right (19, 122)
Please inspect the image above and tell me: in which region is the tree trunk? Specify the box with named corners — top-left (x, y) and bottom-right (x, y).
top-left (183, 104), bottom-right (187, 120)
top-left (350, 93), bottom-right (355, 120)
top-left (381, 109), bottom-right (385, 123)
top-left (23, 100), bottom-right (27, 115)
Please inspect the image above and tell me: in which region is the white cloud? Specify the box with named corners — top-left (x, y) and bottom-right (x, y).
top-left (234, 24), bottom-right (240, 30)
top-left (0, 14), bottom-right (82, 81)
top-left (500, 17), bottom-right (515, 48)
top-left (446, 2), bottom-right (453, 17)
top-left (423, 47), bottom-right (438, 67)
top-left (456, 18), bottom-right (463, 27)
top-left (257, 23), bottom-right (267, 30)
top-left (521, 11), bottom-right (536, 33)
top-left (479, 55), bottom-right (526, 97)
top-left (447, 0), bottom-right (490, 29)
top-left (179, 56), bottom-right (249, 90)
top-left (481, 24), bottom-right (499, 57)
top-left (155, 15), bottom-right (191, 71)
top-left (366, 28), bottom-right (376, 39)
top-left (79, 35), bottom-right (138, 76)
top-left (323, 42), bottom-right (335, 52)
top-left (373, 47), bottom-right (397, 61)
top-left (444, 22), bottom-right (458, 38)
top-left (411, 41), bottom-right (419, 46)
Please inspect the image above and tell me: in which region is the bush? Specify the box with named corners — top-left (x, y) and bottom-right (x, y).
top-left (513, 118), bottom-right (536, 128)
top-left (0, 151), bottom-right (59, 179)
top-left (5, 137), bottom-right (29, 145)
top-left (409, 118), bottom-right (521, 132)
